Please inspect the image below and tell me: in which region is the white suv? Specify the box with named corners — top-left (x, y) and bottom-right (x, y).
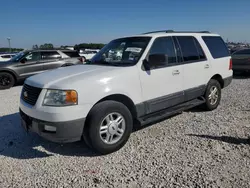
top-left (19, 30), bottom-right (233, 154)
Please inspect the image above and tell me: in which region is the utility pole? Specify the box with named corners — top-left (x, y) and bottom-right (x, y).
top-left (7, 37), bottom-right (11, 53)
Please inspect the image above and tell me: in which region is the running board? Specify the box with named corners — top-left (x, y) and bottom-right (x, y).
top-left (138, 97), bottom-right (205, 126)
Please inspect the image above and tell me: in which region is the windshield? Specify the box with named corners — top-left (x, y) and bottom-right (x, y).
top-left (10, 51), bottom-right (28, 62)
top-left (88, 37), bottom-right (151, 66)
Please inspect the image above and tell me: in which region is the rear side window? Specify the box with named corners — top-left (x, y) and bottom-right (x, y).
top-left (62, 51), bottom-right (80, 57)
top-left (41, 51), bottom-right (61, 60)
top-left (176, 36), bottom-right (201, 62)
top-left (202, 36), bottom-right (230, 59)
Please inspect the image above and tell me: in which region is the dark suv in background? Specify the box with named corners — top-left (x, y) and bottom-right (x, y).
top-left (0, 50), bottom-right (83, 89)
top-left (231, 48), bottom-right (250, 74)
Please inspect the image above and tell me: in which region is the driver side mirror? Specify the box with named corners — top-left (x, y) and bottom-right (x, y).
top-left (20, 58), bottom-right (27, 64)
top-left (143, 54), bottom-right (168, 70)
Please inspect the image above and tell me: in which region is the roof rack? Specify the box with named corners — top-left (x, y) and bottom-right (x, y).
top-left (142, 30), bottom-right (210, 34)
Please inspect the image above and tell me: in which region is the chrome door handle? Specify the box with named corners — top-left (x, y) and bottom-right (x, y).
top-left (172, 70), bottom-right (180, 75)
top-left (204, 64), bottom-right (210, 69)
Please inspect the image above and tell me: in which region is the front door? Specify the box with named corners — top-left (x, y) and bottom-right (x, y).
top-left (16, 51), bottom-right (43, 79)
top-left (138, 36), bottom-right (184, 114)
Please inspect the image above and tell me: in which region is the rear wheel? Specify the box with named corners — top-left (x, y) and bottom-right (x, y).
top-left (0, 72), bottom-right (15, 90)
top-left (203, 79), bottom-right (221, 111)
top-left (84, 101), bottom-right (133, 154)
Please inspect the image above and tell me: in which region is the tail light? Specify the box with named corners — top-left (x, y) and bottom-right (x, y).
top-left (229, 58), bottom-right (232, 70)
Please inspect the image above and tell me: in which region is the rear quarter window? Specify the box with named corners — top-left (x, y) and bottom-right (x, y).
top-left (202, 36), bottom-right (230, 59)
top-left (62, 51), bottom-right (80, 57)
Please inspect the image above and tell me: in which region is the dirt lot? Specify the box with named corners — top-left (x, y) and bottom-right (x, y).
top-left (0, 76), bottom-right (250, 188)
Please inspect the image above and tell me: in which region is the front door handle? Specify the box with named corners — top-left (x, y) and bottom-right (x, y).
top-left (172, 70), bottom-right (180, 75)
top-left (204, 64), bottom-right (210, 69)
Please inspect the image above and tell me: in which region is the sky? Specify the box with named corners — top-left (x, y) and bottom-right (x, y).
top-left (0, 0), bottom-right (249, 48)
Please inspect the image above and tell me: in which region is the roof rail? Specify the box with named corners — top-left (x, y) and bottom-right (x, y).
top-left (142, 30), bottom-right (210, 34)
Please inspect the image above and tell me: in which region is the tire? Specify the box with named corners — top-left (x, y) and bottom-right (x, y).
top-left (203, 79), bottom-right (221, 111)
top-left (0, 72), bottom-right (15, 90)
top-left (84, 100), bottom-right (133, 155)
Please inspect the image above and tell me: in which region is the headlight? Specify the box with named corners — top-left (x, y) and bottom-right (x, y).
top-left (43, 89), bottom-right (78, 106)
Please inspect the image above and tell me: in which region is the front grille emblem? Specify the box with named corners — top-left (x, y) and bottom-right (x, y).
top-left (23, 91), bottom-right (28, 98)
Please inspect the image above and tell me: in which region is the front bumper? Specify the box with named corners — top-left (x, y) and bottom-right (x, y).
top-left (20, 109), bottom-right (85, 143)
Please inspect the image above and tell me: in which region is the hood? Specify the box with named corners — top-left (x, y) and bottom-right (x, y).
top-left (0, 60), bottom-right (15, 67)
top-left (25, 64), bottom-right (122, 89)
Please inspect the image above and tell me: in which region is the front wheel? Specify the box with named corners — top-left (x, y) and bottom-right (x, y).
top-left (85, 101), bottom-right (133, 154)
top-left (0, 72), bottom-right (15, 90)
top-left (203, 79), bottom-right (221, 111)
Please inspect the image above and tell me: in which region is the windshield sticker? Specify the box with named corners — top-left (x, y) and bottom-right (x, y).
top-left (125, 47), bottom-right (142, 53)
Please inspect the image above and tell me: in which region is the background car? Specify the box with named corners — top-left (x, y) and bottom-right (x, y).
top-left (0, 49), bottom-right (83, 89)
top-left (0, 54), bottom-right (16, 62)
top-left (231, 48), bottom-right (250, 73)
top-left (79, 50), bottom-right (98, 60)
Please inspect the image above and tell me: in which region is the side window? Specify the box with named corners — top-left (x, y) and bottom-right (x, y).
top-left (234, 49), bottom-right (250, 55)
top-left (24, 52), bottom-right (41, 62)
top-left (149, 37), bottom-right (177, 66)
top-left (42, 51), bottom-right (61, 60)
top-left (193, 38), bottom-right (206, 60)
top-left (176, 36), bottom-right (200, 62)
top-left (202, 36), bottom-right (230, 59)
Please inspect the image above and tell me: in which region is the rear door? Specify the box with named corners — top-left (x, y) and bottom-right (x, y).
top-left (41, 51), bottom-right (63, 71)
top-left (175, 36), bottom-right (209, 101)
top-left (15, 51), bottom-right (43, 78)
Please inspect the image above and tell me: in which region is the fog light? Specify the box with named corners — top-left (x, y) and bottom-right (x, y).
top-left (44, 125), bottom-right (56, 132)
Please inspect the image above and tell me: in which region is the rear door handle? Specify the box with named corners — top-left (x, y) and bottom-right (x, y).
top-left (172, 70), bottom-right (180, 75)
top-left (204, 64), bottom-right (210, 69)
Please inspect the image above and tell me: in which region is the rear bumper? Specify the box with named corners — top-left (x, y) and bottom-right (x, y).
top-left (233, 65), bottom-right (250, 71)
top-left (20, 109), bottom-right (85, 143)
top-left (223, 76), bottom-right (232, 88)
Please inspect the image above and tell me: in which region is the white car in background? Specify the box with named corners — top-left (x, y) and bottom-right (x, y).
top-left (0, 54), bottom-right (16, 62)
top-left (79, 50), bottom-right (99, 60)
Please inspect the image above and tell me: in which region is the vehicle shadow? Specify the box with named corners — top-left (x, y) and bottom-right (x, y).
top-left (0, 113), bottom-right (98, 159)
top-left (187, 134), bottom-right (250, 145)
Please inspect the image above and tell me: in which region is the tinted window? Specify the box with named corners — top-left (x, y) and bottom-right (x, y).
top-left (149, 37), bottom-right (177, 65)
top-left (24, 52), bottom-right (41, 62)
top-left (202, 36), bottom-right (230, 59)
top-left (42, 51), bottom-right (61, 60)
top-left (62, 51), bottom-right (80, 57)
top-left (193, 38), bottom-right (206, 60)
top-left (176, 36), bottom-right (200, 62)
top-left (233, 49), bottom-right (250, 55)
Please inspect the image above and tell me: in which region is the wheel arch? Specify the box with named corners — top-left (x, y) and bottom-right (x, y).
top-left (83, 94), bottom-right (138, 137)
top-left (96, 94), bottom-right (137, 119)
top-left (210, 74), bottom-right (224, 88)
top-left (0, 69), bottom-right (18, 83)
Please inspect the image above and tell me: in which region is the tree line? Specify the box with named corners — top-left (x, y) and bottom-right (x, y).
top-left (0, 48), bottom-right (24, 53)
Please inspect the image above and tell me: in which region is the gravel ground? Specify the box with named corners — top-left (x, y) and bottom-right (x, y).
top-left (0, 76), bottom-right (250, 188)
